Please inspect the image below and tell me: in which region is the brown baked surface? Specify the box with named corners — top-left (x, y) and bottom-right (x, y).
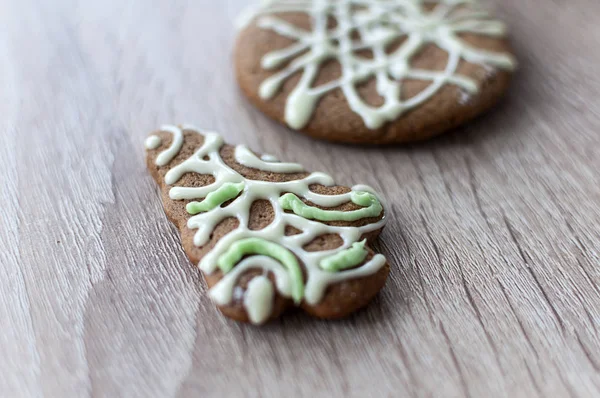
top-left (146, 128), bottom-right (390, 323)
top-left (234, 10), bottom-right (514, 144)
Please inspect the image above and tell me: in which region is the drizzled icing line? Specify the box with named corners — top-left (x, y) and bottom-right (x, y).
top-left (149, 125), bottom-right (387, 324)
top-left (145, 135), bottom-right (162, 149)
top-left (241, 0), bottom-right (517, 130)
top-left (235, 145), bottom-right (305, 173)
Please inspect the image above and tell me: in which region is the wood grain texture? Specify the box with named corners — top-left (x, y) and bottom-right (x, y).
top-left (1, 0), bottom-right (599, 397)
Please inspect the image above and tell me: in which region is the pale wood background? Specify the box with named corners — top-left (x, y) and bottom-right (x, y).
top-left (1, 0), bottom-right (599, 397)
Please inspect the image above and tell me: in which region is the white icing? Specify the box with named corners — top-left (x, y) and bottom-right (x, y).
top-left (235, 145), bottom-right (305, 173)
top-left (155, 125), bottom-right (185, 166)
top-left (145, 135), bottom-right (162, 149)
top-left (242, 0), bottom-right (517, 130)
top-left (152, 125), bottom-right (387, 322)
top-left (244, 275), bottom-right (275, 324)
top-left (261, 154), bottom-right (279, 162)
top-left (210, 256), bottom-right (293, 304)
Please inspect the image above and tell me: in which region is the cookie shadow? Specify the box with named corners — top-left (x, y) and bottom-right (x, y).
top-left (414, 73), bottom-right (527, 151)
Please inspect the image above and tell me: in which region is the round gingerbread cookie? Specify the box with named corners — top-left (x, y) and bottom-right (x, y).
top-left (234, 0), bottom-right (517, 144)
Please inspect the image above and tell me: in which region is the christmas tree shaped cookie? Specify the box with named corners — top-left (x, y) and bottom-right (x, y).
top-left (145, 125), bottom-right (390, 324)
top-left (146, 126), bottom-right (389, 324)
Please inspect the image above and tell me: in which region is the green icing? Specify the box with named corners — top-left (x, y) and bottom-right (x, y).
top-left (217, 238), bottom-right (304, 304)
top-left (278, 191), bottom-right (382, 222)
top-left (319, 240), bottom-right (368, 272)
top-left (186, 182), bottom-right (245, 215)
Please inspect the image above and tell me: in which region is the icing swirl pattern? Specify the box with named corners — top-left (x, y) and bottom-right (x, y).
top-left (241, 0), bottom-right (517, 129)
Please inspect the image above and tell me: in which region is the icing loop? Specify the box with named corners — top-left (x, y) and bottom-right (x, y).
top-left (218, 238), bottom-right (304, 303)
top-left (156, 125), bottom-right (184, 166)
top-left (152, 125), bottom-right (387, 324)
top-left (242, 0), bottom-right (517, 130)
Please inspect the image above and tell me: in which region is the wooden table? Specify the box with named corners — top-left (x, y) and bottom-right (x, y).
top-left (2, 0), bottom-right (599, 397)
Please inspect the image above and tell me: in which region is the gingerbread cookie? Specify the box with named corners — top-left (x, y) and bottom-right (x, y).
top-left (145, 125), bottom-right (389, 324)
top-left (235, 0), bottom-right (517, 144)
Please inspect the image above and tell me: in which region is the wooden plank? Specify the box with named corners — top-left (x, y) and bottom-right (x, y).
top-left (0, 0), bottom-right (599, 396)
